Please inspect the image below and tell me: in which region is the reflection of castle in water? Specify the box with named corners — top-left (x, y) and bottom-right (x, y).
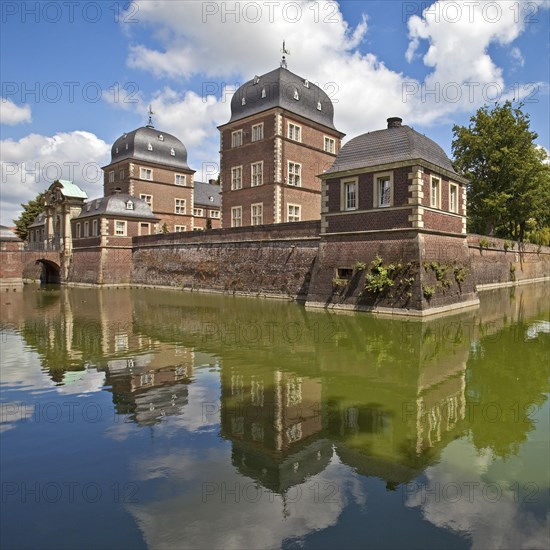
top-left (5, 283), bottom-right (548, 496)
top-left (217, 313), bottom-right (472, 492)
top-left (101, 348), bottom-right (195, 426)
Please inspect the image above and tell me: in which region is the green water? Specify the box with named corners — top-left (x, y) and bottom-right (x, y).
top-left (1, 283), bottom-right (549, 549)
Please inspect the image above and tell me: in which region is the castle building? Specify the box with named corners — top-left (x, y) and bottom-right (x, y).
top-left (320, 117), bottom-right (468, 236)
top-left (218, 62), bottom-right (345, 227)
top-left (102, 122), bottom-right (196, 232)
top-left (306, 116), bottom-right (477, 314)
top-left (192, 181), bottom-right (222, 230)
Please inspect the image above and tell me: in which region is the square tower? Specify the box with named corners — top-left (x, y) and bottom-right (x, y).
top-left (219, 66), bottom-right (345, 227)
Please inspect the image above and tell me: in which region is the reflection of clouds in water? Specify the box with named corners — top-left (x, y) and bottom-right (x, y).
top-left (0, 402), bottom-right (35, 433)
top-left (126, 447), bottom-right (353, 550)
top-left (56, 369), bottom-right (105, 395)
top-left (1, 333), bottom-right (53, 391)
top-left (405, 439), bottom-right (549, 550)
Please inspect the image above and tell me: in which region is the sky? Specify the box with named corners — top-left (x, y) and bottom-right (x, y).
top-left (1, 0), bottom-right (549, 226)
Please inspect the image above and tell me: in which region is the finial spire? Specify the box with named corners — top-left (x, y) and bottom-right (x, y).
top-left (146, 104), bottom-right (155, 128)
top-left (280, 40), bottom-right (290, 69)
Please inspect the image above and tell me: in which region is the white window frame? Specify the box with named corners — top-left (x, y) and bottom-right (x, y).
top-left (287, 161), bottom-right (301, 187)
top-left (174, 225), bottom-right (186, 232)
top-left (231, 206), bottom-right (242, 228)
top-left (231, 130), bottom-right (243, 148)
top-left (193, 208), bottom-right (204, 216)
top-left (373, 172), bottom-right (393, 208)
top-left (251, 203), bottom-right (263, 226)
top-left (210, 210), bottom-right (220, 218)
top-left (251, 161), bottom-right (263, 187)
top-left (251, 123), bottom-right (264, 142)
top-left (115, 220), bottom-right (127, 236)
top-left (76, 222), bottom-right (81, 238)
top-left (324, 136), bottom-right (336, 154)
top-left (287, 204), bottom-right (301, 222)
top-left (175, 174), bottom-right (186, 186)
top-left (431, 176), bottom-right (441, 209)
top-left (139, 222), bottom-right (150, 236)
top-left (84, 221), bottom-right (90, 237)
top-left (288, 122), bottom-right (302, 142)
top-left (109, 171), bottom-right (115, 183)
top-left (140, 167), bottom-right (153, 181)
top-left (175, 198), bottom-right (186, 214)
top-left (140, 194), bottom-right (153, 208)
top-left (92, 219), bottom-right (98, 236)
top-left (449, 182), bottom-right (459, 213)
top-left (119, 169), bottom-right (125, 180)
top-left (341, 178), bottom-right (358, 211)
top-left (231, 166), bottom-right (243, 190)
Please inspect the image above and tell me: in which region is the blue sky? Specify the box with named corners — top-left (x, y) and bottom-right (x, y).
top-left (1, 0), bottom-right (549, 225)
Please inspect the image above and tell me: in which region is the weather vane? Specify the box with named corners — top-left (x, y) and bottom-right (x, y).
top-left (147, 104), bottom-right (155, 128)
top-left (280, 40), bottom-right (290, 68)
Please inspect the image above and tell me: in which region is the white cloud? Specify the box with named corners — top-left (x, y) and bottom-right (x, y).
top-left (405, 438), bottom-right (550, 550)
top-left (510, 46), bottom-right (525, 68)
top-left (117, 0), bottom-right (546, 143)
top-left (0, 98), bottom-right (32, 125)
top-left (0, 131), bottom-right (110, 225)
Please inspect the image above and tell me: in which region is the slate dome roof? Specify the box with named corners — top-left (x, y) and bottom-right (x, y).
top-left (76, 194), bottom-right (158, 220)
top-left (325, 119), bottom-right (460, 177)
top-left (229, 67), bottom-right (337, 130)
top-left (110, 126), bottom-right (190, 170)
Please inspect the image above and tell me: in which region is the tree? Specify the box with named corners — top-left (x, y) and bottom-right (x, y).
top-left (13, 192), bottom-right (46, 241)
top-left (452, 101), bottom-right (550, 241)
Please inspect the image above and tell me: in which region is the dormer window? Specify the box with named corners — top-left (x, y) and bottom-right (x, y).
top-left (304, 79), bottom-right (309, 88)
top-left (317, 101), bottom-right (322, 111)
top-left (293, 88), bottom-right (299, 100)
top-left (170, 148), bottom-right (175, 156)
top-left (241, 97), bottom-right (246, 106)
top-left (95, 200), bottom-right (100, 209)
top-left (148, 143), bottom-right (153, 151)
top-left (158, 135), bottom-right (164, 141)
top-left (115, 147), bottom-right (119, 154)
top-left (126, 200), bottom-right (134, 210)
top-left (125, 143), bottom-right (128, 150)
top-left (261, 88), bottom-right (266, 98)
top-left (253, 75), bottom-right (260, 85)
top-left (86, 203), bottom-right (91, 212)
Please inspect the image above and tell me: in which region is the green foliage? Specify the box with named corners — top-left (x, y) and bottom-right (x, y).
top-left (161, 223), bottom-right (169, 234)
top-left (503, 240), bottom-right (511, 251)
top-left (453, 266), bottom-right (467, 284)
top-left (510, 263), bottom-right (516, 281)
top-left (422, 285), bottom-right (436, 299)
top-left (525, 226), bottom-right (550, 246)
top-left (13, 191), bottom-right (46, 241)
top-left (452, 101), bottom-right (550, 242)
top-left (429, 261), bottom-right (448, 281)
top-left (479, 238), bottom-right (490, 249)
top-left (332, 276), bottom-right (348, 289)
top-left (364, 256), bottom-right (396, 294)
top-left (354, 261), bottom-right (367, 272)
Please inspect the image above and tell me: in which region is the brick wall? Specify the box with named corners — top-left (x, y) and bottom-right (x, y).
top-left (132, 221), bottom-right (320, 298)
top-left (0, 240), bottom-right (24, 288)
top-left (467, 235), bottom-right (550, 286)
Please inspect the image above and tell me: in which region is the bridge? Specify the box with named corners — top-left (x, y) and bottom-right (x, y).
top-left (1, 241), bottom-right (63, 290)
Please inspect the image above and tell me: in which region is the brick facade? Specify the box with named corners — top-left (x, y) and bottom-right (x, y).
top-left (103, 159), bottom-right (194, 232)
top-left (220, 108), bottom-right (343, 227)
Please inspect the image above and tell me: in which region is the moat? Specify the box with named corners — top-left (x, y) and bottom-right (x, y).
top-left (1, 283), bottom-right (549, 549)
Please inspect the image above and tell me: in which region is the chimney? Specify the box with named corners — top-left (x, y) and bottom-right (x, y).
top-left (387, 117), bottom-right (402, 128)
